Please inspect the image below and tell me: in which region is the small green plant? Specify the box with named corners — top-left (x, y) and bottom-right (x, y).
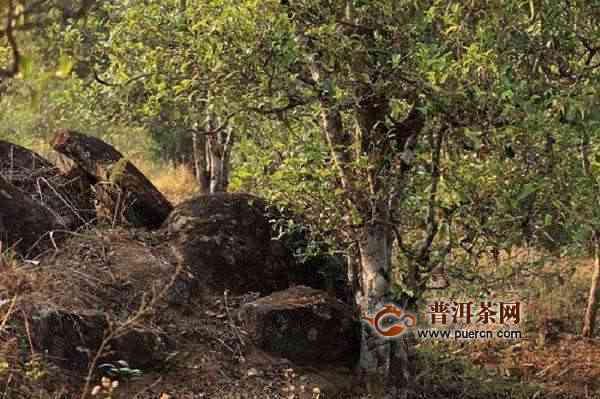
top-left (97, 360), bottom-right (142, 381)
top-left (24, 355), bottom-right (48, 382)
top-left (0, 358), bottom-right (9, 377)
top-left (108, 158), bottom-right (129, 184)
top-left (415, 343), bottom-right (542, 399)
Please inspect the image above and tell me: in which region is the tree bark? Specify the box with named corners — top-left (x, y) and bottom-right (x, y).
top-left (358, 211), bottom-right (415, 397)
top-left (201, 91), bottom-right (234, 194)
top-left (192, 130), bottom-right (210, 194)
top-left (0, 175), bottom-right (62, 256)
top-left (583, 233), bottom-right (600, 337)
top-left (221, 127), bottom-right (234, 192)
top-left (581, 130), bottom-right (600, 338)
top-left (51, 129), bottom-right (173, 229)
top-left (192, 127), bottom-right (233, 194)
top-left (208, 134), bottom-right (225, 193)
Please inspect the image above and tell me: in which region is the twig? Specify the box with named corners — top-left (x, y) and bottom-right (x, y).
top-left (79, 326), bottom-right (111, 399)
top-left (1, 373), bottom-right (13, 399)
top-left (93, 69), bottom-right (151, 87)
top-left (21, 311), bottom-right (35, 357)
top-left (223, 290), bottom-right (245, 359)
top-left (37, 176), bottom-right (87, 224)
top-left (0, 295), bottom-right (17, 331)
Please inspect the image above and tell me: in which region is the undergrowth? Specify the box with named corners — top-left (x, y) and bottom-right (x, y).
top-left (415, 343), bottom-right (542, 399)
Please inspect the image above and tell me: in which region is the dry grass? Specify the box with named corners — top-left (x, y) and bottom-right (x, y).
top-left (144, 163), bottom-right (199, 206)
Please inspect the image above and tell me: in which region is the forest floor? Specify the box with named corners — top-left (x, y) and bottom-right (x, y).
top-left (2, 227), bottom-right (600, 399)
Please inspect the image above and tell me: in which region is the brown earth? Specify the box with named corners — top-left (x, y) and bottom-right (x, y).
top-left (0, 228), bottom-right (362, 399)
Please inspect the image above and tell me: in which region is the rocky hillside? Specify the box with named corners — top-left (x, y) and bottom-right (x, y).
top-left (0, 132), bottom-right (364, 399)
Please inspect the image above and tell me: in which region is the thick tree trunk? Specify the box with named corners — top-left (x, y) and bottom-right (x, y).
top-left (0, 175), bottom-right (62, 256)
top-left (51, 129), bottom-right (173, 229)
top-left (583, 233), bottom-right (600, 337)
top-left (358, 218), bottom-right (415, 398)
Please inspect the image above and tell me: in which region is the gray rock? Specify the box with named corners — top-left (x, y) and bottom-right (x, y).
top-left (239, 286), bottom-right (360, 367)
top-left (30, 307), bottom-right (168, 370)
top-left (162, 193), bottom-right (332, 295)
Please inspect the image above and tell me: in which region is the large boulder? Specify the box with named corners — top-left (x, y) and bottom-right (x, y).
top-left (162, 193), bottom-right (328, 295)
top-left (238, 286), bottom-right (360, 367)
top-left (0, 175), bottom-right (63, 255)
top-left (0, 140), bottom-right (95, 231)
top-left (30, 307), bottom-right (168, 370)
top-left (51, 129), bottom-right (173, 229)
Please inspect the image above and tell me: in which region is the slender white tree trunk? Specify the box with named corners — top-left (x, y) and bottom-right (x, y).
top-left (192, 130), bottom-right (210, 194)
top-left (208, 134), bottom-right (224, 193)
top-left (583, 233), bottom-right (600, 337)
top-left (198, 91), bottom-right (233, 194)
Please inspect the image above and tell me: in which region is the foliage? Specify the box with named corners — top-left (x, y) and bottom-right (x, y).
top-left (415, 342), bottom-right (542, 399)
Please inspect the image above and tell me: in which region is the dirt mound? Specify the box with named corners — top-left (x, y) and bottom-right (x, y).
top-left (0, 140), bottom-right (361, 398)
top-left (1, 228), bottom-right (180, 374)
top-left (0, 228), bottom-right (361, 399)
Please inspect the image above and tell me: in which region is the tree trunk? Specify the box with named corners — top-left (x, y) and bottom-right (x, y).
top-left (221, 127), bottom-right (234, 192)
top-left (0, 175), bottom-right (62, 256)
top-left (202, 92), bottom-right (233, 194)
top-left (192, 127), bottom-right (233, 195)
top-left (207, 129), bottom-right (235, 193)
top-left (358, 218), bottom-right (415, 398)
top-left (208, 134), bottom-right (225, 193)
top-left (51, 129), bottom-right (173, 229)
top-left (192, 130), bottom-right (210, 194)
top-left (583, 233), bottom-right (600, 337)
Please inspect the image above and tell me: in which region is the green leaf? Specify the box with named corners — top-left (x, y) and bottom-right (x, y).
top-left (18, 56), bottom-right (34, 79)
top-left (516, 183), bottom-right (537, 202)
top-left (56, 55), bottom-right (75, 78)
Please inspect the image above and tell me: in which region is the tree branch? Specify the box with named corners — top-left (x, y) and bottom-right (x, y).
top-left (245, 95), bottom-right (317, 116)
top-left (418, 127), bottom-right (444, 261)
top-left (0, 0), bottom-right (21, 79)
top-left (93, 69), bottom-right (152, 87)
